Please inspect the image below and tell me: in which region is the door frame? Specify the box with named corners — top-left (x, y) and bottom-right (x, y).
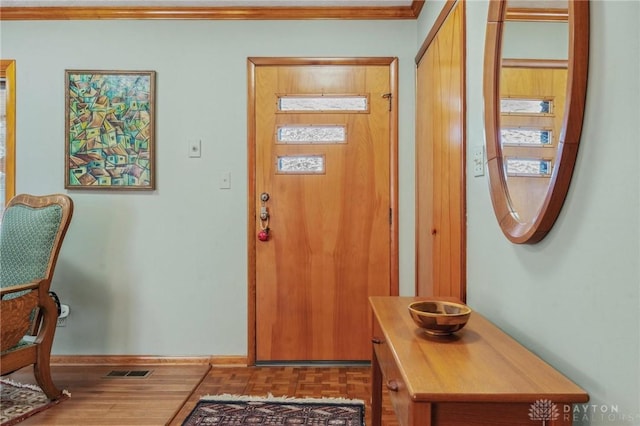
top-left (246, 57), bottom-right (399, 365)
top-left (1, 60), bottom-right (16, 208)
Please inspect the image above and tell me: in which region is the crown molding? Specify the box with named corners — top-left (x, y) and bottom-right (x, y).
top-left (0, 0), bottom-right (424, 20)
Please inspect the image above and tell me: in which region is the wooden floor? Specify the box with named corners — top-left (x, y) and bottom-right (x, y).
top-left (3, 364), bottom-right (399, 425)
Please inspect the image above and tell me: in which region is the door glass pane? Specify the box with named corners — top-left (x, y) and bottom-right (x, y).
top-left (277, 125), bottom-right (346, 144)
top-left (278, 96), bottom-right (368, 112)
top-left (505, 158), bottom-right (552, 176)
top-left (501, 98), bottom-right (552, 114)
top-left (276, 155), bottom-right (325, 174)
top-left (501, 128), bottom-right (552, 146)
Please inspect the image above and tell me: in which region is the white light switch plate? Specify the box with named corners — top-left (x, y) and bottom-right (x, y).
top-left (473, 146), bottom-right (485, 177)
top-left (219, 172), bottom-right (231, 189)
top-left (189, 140), bottom-right (201, 158)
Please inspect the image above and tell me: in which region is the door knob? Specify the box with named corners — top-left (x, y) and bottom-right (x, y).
top-left (258, 192), bottom-right (271, 242)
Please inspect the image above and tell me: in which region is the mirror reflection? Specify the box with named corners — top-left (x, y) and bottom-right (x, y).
top-left (500, 2), bottom-right (569, 223)
top-left (483, 0), bottom-right (589, 243)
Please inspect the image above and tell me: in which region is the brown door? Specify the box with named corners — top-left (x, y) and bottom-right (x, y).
top-left (500, 62), bottom-right (567, 224)
top-left (248, 58), bottom-right (398, 363)
top-left (415, 1), bottom-right (466, 300)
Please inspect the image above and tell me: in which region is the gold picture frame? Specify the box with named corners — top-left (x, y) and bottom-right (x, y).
top-left (65, 70), bottom-right (156, 190)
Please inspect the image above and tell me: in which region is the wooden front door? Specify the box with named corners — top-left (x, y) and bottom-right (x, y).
top-left (499, 62), bottom-right (567, 224)
top-left (248, 57), bottom-right (398, 363)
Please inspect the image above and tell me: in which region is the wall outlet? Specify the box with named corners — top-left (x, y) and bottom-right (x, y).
top-left (472, 146), bottom-right (485, 177)
top-left (57, 304), bottom-right (69, 327)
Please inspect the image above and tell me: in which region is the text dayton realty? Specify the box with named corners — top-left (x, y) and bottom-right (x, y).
top-left (565, 404), bottom-right (640, 424)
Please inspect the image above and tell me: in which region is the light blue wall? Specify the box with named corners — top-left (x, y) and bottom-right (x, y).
top-left (502, 20), bottom-right (568, 59)
top-left (419, 1), bottom-right (640, 424)
top-left (2, 1), bottom-right (639, 423)
top-left (0, 19), bottom-right (417, 355)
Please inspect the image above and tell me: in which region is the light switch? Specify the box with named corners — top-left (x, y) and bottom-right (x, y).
top-left (472, 146), bottom-right (484, 177)
top-left (219, 172), bottom-right (231, 189)
top-left (189, 140), bottom-right (201, 158)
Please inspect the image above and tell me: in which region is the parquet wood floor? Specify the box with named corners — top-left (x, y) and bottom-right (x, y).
top-left (172, 366), bottom-right (399, 426)
top-left (3, 364), bottom-right (399, 425)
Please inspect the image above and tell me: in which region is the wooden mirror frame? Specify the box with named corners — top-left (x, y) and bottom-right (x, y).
top-left (483, 0), bottom-right (589, 244)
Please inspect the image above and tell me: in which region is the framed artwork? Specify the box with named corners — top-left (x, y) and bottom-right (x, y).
top-left (65, 70), bottom-right (156, 190)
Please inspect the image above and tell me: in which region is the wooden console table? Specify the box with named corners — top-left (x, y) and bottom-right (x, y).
top-left (370, 297), bottom-right (588, 426)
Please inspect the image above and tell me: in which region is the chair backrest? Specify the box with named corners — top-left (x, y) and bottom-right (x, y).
top-left (0, 194), bottom-right (74, 294)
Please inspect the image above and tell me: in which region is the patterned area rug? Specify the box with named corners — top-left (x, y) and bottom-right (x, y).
top-left (182, 394), bottom-right (365, 425)
top-left (0, 379), bottom-right (68, 426)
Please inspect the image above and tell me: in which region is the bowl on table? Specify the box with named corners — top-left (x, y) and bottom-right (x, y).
top-left (408, 300), bottom-right (472, 336)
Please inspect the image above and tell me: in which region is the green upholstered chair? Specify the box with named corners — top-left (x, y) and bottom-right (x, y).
top-left (0, 194), bottom-right (73, 400)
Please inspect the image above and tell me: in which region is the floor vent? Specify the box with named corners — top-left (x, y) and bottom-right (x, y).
top-left (104, 370), bottom-right (152, 378)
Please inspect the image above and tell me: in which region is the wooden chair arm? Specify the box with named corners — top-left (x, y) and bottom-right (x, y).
top-left (0, 280), bottom-right (43, 298)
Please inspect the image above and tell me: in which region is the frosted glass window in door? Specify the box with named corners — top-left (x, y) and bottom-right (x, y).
top-left (277, 125), bottom-right (346, 144)
top-left (501, 128), bottom-right (552, 146)
top-left (505, 158), bottom-right (552, 176)
top-left (501, 98), bottom-right (552, 114)
top-left (278, 96), bottom-right (368, 112)
top-left (277, 155), bottom-right (325, 174)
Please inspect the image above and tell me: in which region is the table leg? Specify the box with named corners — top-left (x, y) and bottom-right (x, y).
top-left (371, 348), bottom-right (383, 426)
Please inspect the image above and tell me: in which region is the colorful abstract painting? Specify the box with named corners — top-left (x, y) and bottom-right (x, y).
top-left (65, 70), bottom-right (156, 190)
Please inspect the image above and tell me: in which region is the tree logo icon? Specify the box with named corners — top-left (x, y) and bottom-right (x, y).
top-left (529, 399), bottom-right (560, 425)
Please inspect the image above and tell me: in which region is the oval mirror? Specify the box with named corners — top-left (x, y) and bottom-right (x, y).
top-left (483, 0), bottom-right (589, 243)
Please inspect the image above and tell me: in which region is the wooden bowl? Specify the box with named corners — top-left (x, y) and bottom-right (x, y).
top-left (408, 300), bottom-right (472, 336)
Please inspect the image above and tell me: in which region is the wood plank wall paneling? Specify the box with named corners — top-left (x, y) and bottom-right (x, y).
top-left (415, 1), bottom-right (466, 301)
top-left (0, 1), bottom-right (425, 20)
